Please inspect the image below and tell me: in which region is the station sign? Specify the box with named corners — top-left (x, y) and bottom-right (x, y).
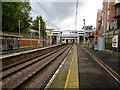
top-left (112, 35), bottom-right (118, 48)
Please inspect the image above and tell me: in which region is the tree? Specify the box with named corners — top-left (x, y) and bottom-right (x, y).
top-left (2, 1), bottom-right (32, 32)
top-left (32, 16), bottom-right (47, 39)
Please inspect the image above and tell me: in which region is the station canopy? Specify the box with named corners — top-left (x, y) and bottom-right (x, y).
top-left (88, 34), bottom-right (98, 38)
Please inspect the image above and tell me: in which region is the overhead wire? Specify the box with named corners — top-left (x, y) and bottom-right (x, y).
top-left (31, 9), bottom-right (39, 16)
top-left (31, 9), bottom-right (59, 30)
top-left (32, 1), bottom-right (78, 30)
top-left (35, 0), bottom-right (61, 30)
top-left (35, 0), bottom-right (54, 19)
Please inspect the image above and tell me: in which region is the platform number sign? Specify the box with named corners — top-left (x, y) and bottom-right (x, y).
top-left (112, 35), bottom-right (118, 48)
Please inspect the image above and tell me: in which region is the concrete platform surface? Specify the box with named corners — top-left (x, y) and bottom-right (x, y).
top-left (46, 44), bottom-right (79, 89)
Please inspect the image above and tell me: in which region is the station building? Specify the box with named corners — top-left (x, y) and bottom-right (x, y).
top-left (49, 30), bottom-right (84, 45)
top-left (96, 0), bottom-right (120, 51)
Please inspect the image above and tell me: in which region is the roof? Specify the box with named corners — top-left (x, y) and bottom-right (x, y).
top-left (0, 34), bottom-right (21, 38)
top-left (88, 34), bottom-right (98, 38)
top-left (29, 29), bottom-right (39, 33)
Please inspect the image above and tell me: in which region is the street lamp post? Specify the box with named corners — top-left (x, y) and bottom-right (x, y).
top-left (18, 20), bottom-right (21, 48)
top-left (38, 19), bottom-right (41, 45)
top-left (18, 20), bottom-right (21, 36)
top-left (83, 19), bottom-right (85, 43)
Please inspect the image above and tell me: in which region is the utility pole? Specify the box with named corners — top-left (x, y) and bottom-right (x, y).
top-left (108, 0), bottom-right (110, 44)
top-left (18, 20), bottom-right (21, 36)
top-left (18, 20), bottom-right (21, 48)
top-left (39, 19), bottom-right (41, 45)
top-left (102, 10), bottom-right (106, 51)
top-left (83, 19), bottom-right (85, 43)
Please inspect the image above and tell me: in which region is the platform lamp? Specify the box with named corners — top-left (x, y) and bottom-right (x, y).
top-left (38, 19), bottom-right (41, 45)
top-left (18, 20), bottom-right (21, 36)
top-left (83, 19), bottom-right (85, 43)
top-left (18, 20), bottom-right (21, 48)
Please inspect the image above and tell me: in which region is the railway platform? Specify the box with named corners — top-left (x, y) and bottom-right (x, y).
top-left (84, 47), bottom-right (120, 75)
top-left (0, 44), bottom-right (62, 59)
top-left (46, 44), bottom-right (79, 89)
top-left (46, 44), bottom-right (120, 89)
top-left (1, 43), bottom-right (120, 89)
top-left (78, 45), bottom-right (120, 89)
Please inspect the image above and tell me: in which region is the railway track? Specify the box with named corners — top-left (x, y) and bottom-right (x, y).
top-left (1, 45), bottom-right (66, 79)
top-left (2, 44), bottom-right (65, 69)
top-left (2, 44), bottom-right (72, 89)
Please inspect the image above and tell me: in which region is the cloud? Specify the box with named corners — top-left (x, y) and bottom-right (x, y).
top-left (30, 1), bottom-right (85, 29)
top-left (48, 2), bottom-right (83, 21)
top-left (30, 0), bottom-right (103, 30)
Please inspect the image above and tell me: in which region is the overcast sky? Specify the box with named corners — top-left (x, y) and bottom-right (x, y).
top-left (30, 0), bottom-right (103, 31)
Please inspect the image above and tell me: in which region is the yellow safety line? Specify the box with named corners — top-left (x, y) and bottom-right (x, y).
top-left (64, 53), bottom-right (74, 90)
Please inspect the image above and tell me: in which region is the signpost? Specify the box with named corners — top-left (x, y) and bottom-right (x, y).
top-left (112, 35), bottom-right (118, 48)
top-left (112, 35), bottom-right (119, 69)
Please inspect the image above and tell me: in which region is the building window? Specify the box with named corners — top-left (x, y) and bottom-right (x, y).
top-left (115, 6), bottom-right (120, 16)
top-left (117, 18), bottom-right (120, 29)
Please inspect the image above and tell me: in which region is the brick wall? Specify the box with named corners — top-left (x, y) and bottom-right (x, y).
top-left (19, 39), bottom-right (38, 47)
top-left (109, 1), bottom-right (115, 26)
top-left (96, 9), bottom-right (103, 36)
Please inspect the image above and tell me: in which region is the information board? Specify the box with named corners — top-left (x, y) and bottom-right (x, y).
top-left (112, 35), bottom-right (118, 48)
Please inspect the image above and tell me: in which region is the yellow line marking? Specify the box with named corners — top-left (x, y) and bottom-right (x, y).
top-left (45, 48), bottom-right (72, 89)
top-left (64, 50), bottom-right (74, 89)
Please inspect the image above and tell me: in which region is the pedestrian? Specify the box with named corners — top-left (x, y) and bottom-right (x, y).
top-left (9, 43), bottom-right (13, 50)
top-left (92, 43), bottom-right (94, 50)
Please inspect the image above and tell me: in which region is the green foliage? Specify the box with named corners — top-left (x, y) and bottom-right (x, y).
top-left (2, 1), bottom-right (32, 32)
top-left (31, 16), bottom-right (47, 39)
